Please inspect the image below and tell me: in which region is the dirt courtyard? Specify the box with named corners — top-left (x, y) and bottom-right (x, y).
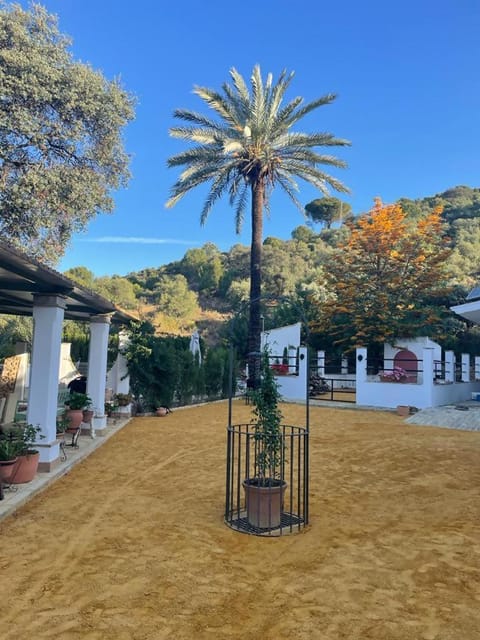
top-left (0, 401), bottom-right (479, 639)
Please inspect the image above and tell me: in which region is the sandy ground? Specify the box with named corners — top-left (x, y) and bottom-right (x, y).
top-left (0, 401), bottom-right (479, 640)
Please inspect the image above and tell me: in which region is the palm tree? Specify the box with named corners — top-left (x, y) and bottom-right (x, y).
top-left (166, 65), bottom-right (350, 385)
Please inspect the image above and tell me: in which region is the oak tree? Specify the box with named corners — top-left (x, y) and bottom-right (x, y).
top-left (0, 4), bottom-right (134, 262)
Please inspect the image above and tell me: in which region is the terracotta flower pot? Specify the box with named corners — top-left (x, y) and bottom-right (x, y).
top-left (10, 451), bottom-right (39, 484)
top-left (242, 479), bottom-right (287, 529)
top-left (66, 408), bottom-right (83, 429)
top-left (156, 407), bottom-right (168, 417)
top-left (0, 458), bottom-right (18, 483)
top-left (397, 405), bottom-right (410, 417)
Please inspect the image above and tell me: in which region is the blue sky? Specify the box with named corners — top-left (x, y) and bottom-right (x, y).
top-left (19, 0), bottom-right (480, 276)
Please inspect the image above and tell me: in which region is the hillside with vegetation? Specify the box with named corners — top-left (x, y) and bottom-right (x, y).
top-left (59, 186), bottom-right (479, 344)
top-left (1, 185), bottom-right (479, 369)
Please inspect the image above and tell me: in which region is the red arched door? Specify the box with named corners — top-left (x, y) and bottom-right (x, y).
top-left (394, 349), bottom-right (418, 382)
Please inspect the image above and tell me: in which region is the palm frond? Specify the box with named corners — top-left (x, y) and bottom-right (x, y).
top-left (193, 86), bottom-right (241, 127)
top-left (173, 109), bottom-right (223, 130)
top-left (200, 169), bottom-right (233, 225)
top-left (284, 93), bottom-right (338, 127)
top-left (229, 67), bottom-right (251, 105)
top-left (251, 65), bottom-right (265, 133)
top-left (222, 82), bottom-right (250, 125)
top-left (279, 132), bottom-right (351, 149)
top-left (266, 69), bottom-right (294, 126)
top-left (232, 181), bottom-right (248, 233)
top-left (284, 161), bottom-right (350, 194)
top-left (275, 173), bottom-right (304, 212)
top-left (283, 150), bottom-right (348, 169)
top-left (167, 146), bottom-right (222, 168)
top-left (169, 127), bottom-right (221, 145)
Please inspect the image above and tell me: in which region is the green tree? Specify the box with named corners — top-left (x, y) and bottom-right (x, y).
top-left (156, 274), bottom-right (200, 320)
top-left (226, 278), bottom-right (250, 307)
top-left (448, 218), bottom-right (480, 287)
top-left (0, 315), bottom-right (32, 359)
top-left (0, 4), bottom-right (135, 262)
top-left (291, 225), bottom-right (316, 244)
top-left (305, 196), bottom-right (352, 229)
top-left (167, 65), bottom-right (349, 383)
top-left (180, 243), bottom-right (224, 292)
top-left (63, 267), bottom-right (96, 289)
top-left (95, 276), bottom-right (138, 310)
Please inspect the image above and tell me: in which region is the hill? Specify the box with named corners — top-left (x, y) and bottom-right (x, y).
top-left (64, 185), bottom-right (480, 343)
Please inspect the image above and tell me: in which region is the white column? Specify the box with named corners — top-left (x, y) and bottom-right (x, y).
top-left (317, 351), bottom-right (325, 376)
top-left (28, 294), bottom-right (67, 470)
top-left (87, 314), bottom-right (112, 435)
top-left (461, 354), bottom-right (470, 382)
top-left (475, 356), bottom-right (480, 380)
top-left (355, 347), bottom-right (367, 407)
top-left (445, 351), bottom-right (455, 383)
top-left (422, 347), bottom-right (434, 386)
top-left (341, 355), bottom-right (348, 374)
top-left (297, 347), bottom-right (308, 393)
top-left (356, 347), bottom-right (367, 382)
top-left (288, 347), bottom-right (297, 374)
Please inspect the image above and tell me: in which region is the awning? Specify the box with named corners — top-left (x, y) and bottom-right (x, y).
top-left (0, 239), bottom-right (137, 324)
top-left (451, 299), bottom-right (480, 325)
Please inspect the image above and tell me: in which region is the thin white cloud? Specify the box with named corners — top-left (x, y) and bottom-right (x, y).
top-left (79, 236), bottom-right (199, 245)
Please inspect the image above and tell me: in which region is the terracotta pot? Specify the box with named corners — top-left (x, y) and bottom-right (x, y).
top-left (10, 451), bottom-right (39, 484)
top-left (66, 408), bottom-right (83, 429)
top-left (156, 407), bottom-right (168, 417)
top-left (0, 458), bottom-right (18, 483)
top-left (242, 479), bottom-right (287, 529)
top-left (397, 405), bottom-right (410, 417)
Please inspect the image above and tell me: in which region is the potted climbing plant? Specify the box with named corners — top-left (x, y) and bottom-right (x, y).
top-left (242, 347), bottom-right (287, 528)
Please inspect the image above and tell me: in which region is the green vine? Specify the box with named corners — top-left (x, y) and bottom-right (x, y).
top-left (250, 347), bottom-right (284, 485)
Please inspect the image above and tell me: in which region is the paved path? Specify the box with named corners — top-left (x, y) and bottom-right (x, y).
top-left (309, 398), bottom-right (480, 432)
top-left (406, 401), bottom-right (480, 431)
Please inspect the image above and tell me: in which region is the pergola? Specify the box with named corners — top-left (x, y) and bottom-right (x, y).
top-left (0, 240), bottom-right (137, 470)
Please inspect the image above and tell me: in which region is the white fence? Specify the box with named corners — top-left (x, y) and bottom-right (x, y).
top-left (355, 346), bottom-right (480, 409)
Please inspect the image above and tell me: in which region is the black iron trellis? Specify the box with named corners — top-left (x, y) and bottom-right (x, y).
top-left (224, 296), bottom-right (310, 536)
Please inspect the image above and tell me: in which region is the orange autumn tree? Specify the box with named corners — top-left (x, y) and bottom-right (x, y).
top-left (311, 199), bottom-right (452, 349)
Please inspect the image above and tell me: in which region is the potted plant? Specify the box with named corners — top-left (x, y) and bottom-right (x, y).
top-left (65, 392), bottom-right (92, 429)
top-left (0, 436), bottom-right (21, 483)
top-left (242, 347), bottom-right (287, 529)
top-left (56, 414), bottom-right (69, 435)
top-left (155, 405), bottom-right (171, 417)
top-left (105, 399), bottom-right (118, 417)
top-left (114, 392), bottom-right (132, 407)
top-left (9, 423), bottom-right (44, 484)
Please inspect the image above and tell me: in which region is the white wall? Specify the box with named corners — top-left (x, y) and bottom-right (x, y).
top-left (356, 346), bottom-right (480, 409)
top-left (261, 323), bottom-right (301, 358)
top-left (275, 347), bottom-right (308, 401)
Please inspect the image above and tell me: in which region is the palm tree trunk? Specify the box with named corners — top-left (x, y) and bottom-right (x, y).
top-left (248, 180), bottom-right (264, 388)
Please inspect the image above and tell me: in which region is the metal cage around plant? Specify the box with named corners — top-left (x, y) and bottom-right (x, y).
top-left (225, 422), bottom-right (309, 536)
top-left (225, 297), bottom-right (311, 536)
